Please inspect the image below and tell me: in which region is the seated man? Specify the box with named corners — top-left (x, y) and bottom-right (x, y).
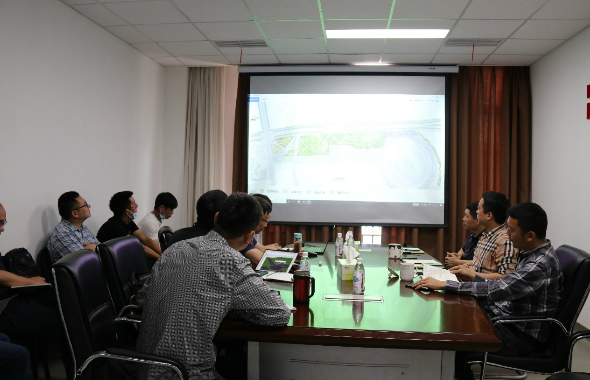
top-left (452, 191), bottom-right (517, 281)
top-left (48, 191), bottom-right (100, 263)
top-left (445, 201), bottom-right (485, 267)
top-left (0, 203), bottom-right (73, 378)
top-left (413, 202), bottom-right (562, 380)
top-left (97, 191), bottom-right (162, 263)
top-left (0, 332), bottom-right (29, 380)
top-left (167, 189), bottom-right (227, 246)
top-left (136, 193), bottom-right (291, 380)
top-left (239, 195), bottom-right (281, 266)
top-left (137, 192), bottom-right (178, 244)
top-left (252, 193), bottom-right (272, 244)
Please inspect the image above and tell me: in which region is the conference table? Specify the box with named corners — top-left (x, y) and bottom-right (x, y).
top-left (215, 243), bottom-right (501, 380)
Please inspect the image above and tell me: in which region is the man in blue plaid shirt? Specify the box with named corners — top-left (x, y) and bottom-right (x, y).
top-left (414, 202), bottom-right (562, 380)
top-left (48, 191), bottom-right (100, 263)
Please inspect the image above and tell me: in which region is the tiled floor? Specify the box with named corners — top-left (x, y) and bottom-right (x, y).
top-left (28, 325), bottom-right (590, 380)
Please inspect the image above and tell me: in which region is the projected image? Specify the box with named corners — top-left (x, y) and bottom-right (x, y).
top-left (248, 93), bottom-right (444, 205)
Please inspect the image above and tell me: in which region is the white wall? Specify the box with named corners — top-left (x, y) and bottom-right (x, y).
top-left (0, 0), bottom-right (165, 256)
top-left (531, 26), bottom-right (590, 328)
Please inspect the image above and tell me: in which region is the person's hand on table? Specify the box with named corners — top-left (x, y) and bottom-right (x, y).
top-left (445, 252), bottom-right (462, 267)
top-left (449, 264), bottom-right (476, 281)
top-left (412, 277), bottom-right (445, 291)
top-left (264, 243), bottom-right (281, 251)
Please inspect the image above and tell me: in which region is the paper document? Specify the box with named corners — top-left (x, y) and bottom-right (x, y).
top-left (422, 264), bottom-right (458, 282)
top-left (403, 259), bottom-right (442, 266)
top-left (262, 272), bottom-right (294, 283)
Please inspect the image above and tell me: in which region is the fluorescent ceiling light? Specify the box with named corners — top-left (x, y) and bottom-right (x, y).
top-left (326, 29), bottom-right (449, 39)
top-left (353, 62), bottom-right (392, 66)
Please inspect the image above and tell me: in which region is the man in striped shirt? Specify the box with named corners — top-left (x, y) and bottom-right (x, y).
top-left (452, 191), bottom-right (518, 281)
top-left (414, 202), bottom-right (563, 380)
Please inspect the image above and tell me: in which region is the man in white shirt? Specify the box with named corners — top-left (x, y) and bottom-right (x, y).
top-left (137, 192), bottom-right (178, 244)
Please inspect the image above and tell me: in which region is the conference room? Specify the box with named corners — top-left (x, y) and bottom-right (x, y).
top-left (2, 0), bottom-right (590, 379)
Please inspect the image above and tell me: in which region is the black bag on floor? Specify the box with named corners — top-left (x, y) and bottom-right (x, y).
top-left (3, 248), bottom-right (41, 278)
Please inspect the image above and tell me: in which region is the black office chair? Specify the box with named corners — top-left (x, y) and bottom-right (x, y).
top-left (469, 244), bottom-right (590, 379)
top-left (52, 249), bottom-right (188, 380)
top-left (97, 236), bottom-right (149, 315)
top-left (36, 246), bottom-right (53, 285)
top-left (158, 226), bottom-right (174, 252)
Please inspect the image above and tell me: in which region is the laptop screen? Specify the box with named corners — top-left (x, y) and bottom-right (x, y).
top-left (255, 250), bottom-right (298, 273)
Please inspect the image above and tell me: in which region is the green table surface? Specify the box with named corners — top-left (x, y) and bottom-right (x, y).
top-left (216, 244), bottom-right (502, 352)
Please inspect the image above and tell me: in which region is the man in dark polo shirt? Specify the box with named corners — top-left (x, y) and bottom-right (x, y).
top-left (445, 201), bottom-right (485, 267)
top-left (97, 191), bottom-right (162, 266)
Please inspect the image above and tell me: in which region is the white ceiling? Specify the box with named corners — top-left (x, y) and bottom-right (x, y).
top-left (60, 0), bottom-right (590, 67)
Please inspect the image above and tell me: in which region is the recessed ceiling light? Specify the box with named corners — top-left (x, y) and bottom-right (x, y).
top-left (326, 29), bottom-right (449, 39)
top-left (353, 62), bottom-right (392, 66)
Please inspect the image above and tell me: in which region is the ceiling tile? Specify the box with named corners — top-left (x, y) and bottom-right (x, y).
top-left (483, 54), bottom-right (541, 65)
top-left (439, 44), bottom-right (498, 54)
top-left (61, 0), bottom-right (98, 4)
top-left (177, 56), bottom-right (231, 66)
top-left (432, 54), bottom-right (487, 65)
top-left (246, 0), bottom-right (319, 21)
top-left (382, 39), bottom-right (444, 54)
top-left (72, 4), bottom-right (127, 26)
top-left (105, 26), bottom-right (151, 43)
top-left (131, 42), bottom-right (171, 57)
top-left (321, 0), bottom-right (394, 19)
top-left (324, 20), bottom-right (389, 30)
top-left (388, 19), bottom-right (456, 29)
top-left (173, 0), bottom-right (252, 22)
top-left (225, 55), bottom-right (280, 65)
top-left (260, 21), bottom-right (323, 39)
top-left (512, 20), bottom-right (590, 39)
top-left (135, 23), bottom-right (205, 42)
top-left (327, 39), bottom-right (385, 54)
top-left (195, 21), bottom-right (263, 40)
top-left (462, 0), bottom-right (545, 19)
top-left (533, 0), bottom-right (590, 19)
top-left (276, 54), bottom-right (330, 64)
top-left (328, 54), bottom-right (382, 64)
top-left (381, 53), bottom-right (435, 64)
top-left (151, 56), bottom-right (184, 66)
top-left (449, 20), bottom-right (524, 38)
top-left (158, 41), bottom-right (220, 55)
top-left (217, 46), bottom-right (274, 55)
top-left (104, 1), bottom-right (188, 25)
top-left (392, 0), bottom-right (470, 19)
top-left (268, 39), bottom-right (327, 55)
top-left (495, 39), bottom-right (565, 55)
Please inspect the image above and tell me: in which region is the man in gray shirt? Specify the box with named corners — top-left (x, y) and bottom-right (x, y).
top-left (137, 193), bottom-right (292, 380)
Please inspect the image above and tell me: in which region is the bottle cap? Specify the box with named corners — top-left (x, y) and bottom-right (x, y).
top-left (337, 232), bottom-right (342, 237)
top-left (302, 251), bottom-right (308, 257)
top-left (294, 232), bottom-right (302, 239)
top-left (356, 258), bottom-right (363, 263)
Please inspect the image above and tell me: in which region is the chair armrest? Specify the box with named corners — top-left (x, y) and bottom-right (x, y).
top-left (117, 304), bottom-right (141, 318)
top-left (77, 348), bottom-right (189, 380)
top-left (115, 315), bottom-right (142, 324)
top-left (566, 330), bottom-right (590, 371)
top-left (491, 315), bottom-right (567, 335)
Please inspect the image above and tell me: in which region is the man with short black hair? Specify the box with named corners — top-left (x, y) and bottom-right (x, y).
top-left (167, 189), bottom-right (227, 246)
top-left (137, 192), bottom-right (178, 243)
top-left (414, 202), bottom-right (562, 380)
top-left (445, 201), bottom-right (486, 267)
top-left (97, 191), bottom-right (162, 263)
top-left (240, 195), bottom-right (281, 266)
top-left (451, 191), bottom-right (517, 280)
top-left (137, 193), bottom-right (291, 380)
top-left (48, 191), bottom-right (100, 263)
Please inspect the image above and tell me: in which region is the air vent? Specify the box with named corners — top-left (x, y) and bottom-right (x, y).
top-left (214, 40), bottom-right (268, 48)
top-left (445, 38), bottom-right (503, 47)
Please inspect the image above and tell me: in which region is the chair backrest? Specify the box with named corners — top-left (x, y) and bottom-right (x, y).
top-left (158, 226), bottom-right (174, 252)
top-left (36, 246), bottom-right (53, 284)
top-left (548, 245), bottom-right (590, 367)
top-left (98, 236), bottom-right (149, 314)
top-left (52, 249), bottom-right (117, 378)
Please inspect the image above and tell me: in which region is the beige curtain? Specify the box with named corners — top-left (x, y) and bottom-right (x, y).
top-left (183, 67), bottom-right (226, 226)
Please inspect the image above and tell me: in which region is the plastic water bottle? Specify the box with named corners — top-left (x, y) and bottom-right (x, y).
top-left (353, 258), bottom-right (365, 295)
top-left (335, 233), bottom-right (344, 258)
top-left (299, 251), bottom-right (310, 274)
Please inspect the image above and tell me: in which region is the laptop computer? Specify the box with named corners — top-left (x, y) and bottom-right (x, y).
top-left (256, 250), bottom-right (298, 282)
top-left (283, 241), bottom-right (328, 256)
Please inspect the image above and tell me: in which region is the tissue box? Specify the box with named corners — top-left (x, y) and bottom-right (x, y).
top-left (337, 258), bottom-right (357, 280)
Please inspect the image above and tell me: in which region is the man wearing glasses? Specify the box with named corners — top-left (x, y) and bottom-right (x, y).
top-left (48, 191), bottom-right (100, 263)
top-left (239, 195), bottom-right (281, 266)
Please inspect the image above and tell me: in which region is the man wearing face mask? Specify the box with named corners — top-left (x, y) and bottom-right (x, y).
top-left (137, 192), bottom-right (178, 245)
top-left (97, 191), bottom-right (162, 263)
